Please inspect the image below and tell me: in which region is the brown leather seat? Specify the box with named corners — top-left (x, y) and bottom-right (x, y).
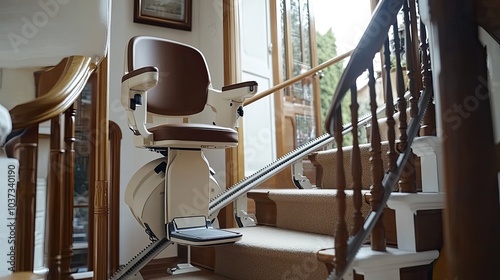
top-left (123, 35), bottom-right (241, 149)
top-left (149, 123), bottom-right (238, 144)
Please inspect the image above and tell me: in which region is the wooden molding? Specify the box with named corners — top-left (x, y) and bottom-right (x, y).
top-left (247, 190), bottom-right (276, 226)
top-left (10, 56), bottom-right (95, 130)
top-left (108, 121), bottom-right (122, 274)
top-left (92, 56), bottom-right (109, 279)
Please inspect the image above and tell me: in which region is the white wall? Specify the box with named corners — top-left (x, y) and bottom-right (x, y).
top-left (480, 28), bottom-right (500, 143)
top-left (108, 0), bottom-right (226, 264)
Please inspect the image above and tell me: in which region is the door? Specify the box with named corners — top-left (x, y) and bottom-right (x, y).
top-left (240, 0), bottom-right (277, 177)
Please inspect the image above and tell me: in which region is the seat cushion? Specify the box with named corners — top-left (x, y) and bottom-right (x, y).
top-left (149, 123), bottom-right (238, 145)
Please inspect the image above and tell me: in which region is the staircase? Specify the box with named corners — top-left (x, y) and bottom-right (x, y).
top-left (138, 0), bottom-right (500, 279)
top-left (156, 141), bottom-right (443, 280)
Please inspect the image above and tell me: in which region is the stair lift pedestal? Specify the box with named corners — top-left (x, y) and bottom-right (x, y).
top-left (166, 245), bottom-right (200, 275)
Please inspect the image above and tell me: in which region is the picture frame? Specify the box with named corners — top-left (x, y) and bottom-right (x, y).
top-left (134, 0), bottom-right (192, 31)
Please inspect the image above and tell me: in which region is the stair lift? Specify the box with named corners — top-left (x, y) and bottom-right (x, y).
top-left (121, 36), bottom-right (257, 253)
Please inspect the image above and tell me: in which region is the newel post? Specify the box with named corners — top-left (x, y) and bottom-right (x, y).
top-left (420, 0), bottom-right (500, 278)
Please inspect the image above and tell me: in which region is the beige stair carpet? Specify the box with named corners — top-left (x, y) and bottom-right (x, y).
top-left (215, 226), bottom-right (334, 280)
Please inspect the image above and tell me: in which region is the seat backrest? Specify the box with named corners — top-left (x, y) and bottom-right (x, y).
top-left (126, 36), bottom-right (211, 117)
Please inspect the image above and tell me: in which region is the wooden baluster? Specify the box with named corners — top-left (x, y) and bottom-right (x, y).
top-left (61, 105), bottom-right (76, 279)
top-left (397, 0), bottom-right (417, 193)
top-left (418, 16), bottom-right (436, 136)
top-left (334, 108), bottom-right (348, 274)
top-left (384, 36), bottom-right (397, 174)
top-left (350, 84), bottom-right (364, 235)
top-left (368, 65), bottom-right (386, 251)
top-left (14, 127), bottom-right (38, 271)
top-left (46, 115), bottom-right (64, 280)
top-left (408, 0), bottom-right (422, 95)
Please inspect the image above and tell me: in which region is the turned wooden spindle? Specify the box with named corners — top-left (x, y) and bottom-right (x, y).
top-left (384, 36), bottom-right (398, 174)
top-left (350, 84), bottom-right (364, 235)
top-left (333, 108), bottom-right (348, 274)
top-left (418, 17), bottom-right (436, 136)
top-left (397, 0), bottom-right (417, 193)
top-left (368, 65), bottom-right (386, 251)
top-left (60, 105), bottom-right (76, 280)
top-left (46, 115), bottom-right (64, 280)
top-left (408, 0), bottom-right (423, 95)
top-left (14, 128), bottom-right (38, 272)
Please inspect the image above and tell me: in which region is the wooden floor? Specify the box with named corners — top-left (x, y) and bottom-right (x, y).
top-left (145, 268), bottom-right (231, 280)
top-left (140, 258), bottom-right (231, 280)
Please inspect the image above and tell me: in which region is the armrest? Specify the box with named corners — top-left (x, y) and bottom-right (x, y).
top-left (220, 81), bottom-right (258, 102)
top-left (121, 66), bottom-right (159, 91)
top-left (121, 67), bottom-right (159, 141)
top-left (206, 81), bottom-right (258, 129)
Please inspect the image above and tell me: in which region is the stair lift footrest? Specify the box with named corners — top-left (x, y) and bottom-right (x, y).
top-left (167, 217), bottom-right (242, 246)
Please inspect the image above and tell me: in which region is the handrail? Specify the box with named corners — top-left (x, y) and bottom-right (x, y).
top-left (209, 102), bottom-right (387, 215)
top-left (325, 0), bottom-right (404, 135)
top-left (244, 49), bottom-right (353, 106)
top-left (9, 55), bottom-right (95, 130)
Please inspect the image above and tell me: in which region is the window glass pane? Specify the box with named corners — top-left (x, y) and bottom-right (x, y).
top-left (72, 81), bottom-right (92, 272)
top-left (72, 207), bottom-right (88, 271)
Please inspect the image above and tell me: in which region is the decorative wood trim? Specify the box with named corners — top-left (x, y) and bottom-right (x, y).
top-left (222, 0), bottom-right (240, 229)
top-left (414, 209), bottom-right (443, 252)
top-left (92, 56), bottom-right (109, 279)
top-left (108, 121), bottom-right (122, 274)
top-left (61, 105), bottom-right (76, 279)
top-left (247, 190), bottom-right (276, 226)
top-left (87, 73), bottom-right (97, 271)
top-left (308, 152), bottom-right (323, 188)
top-left (46, 115), bottom-right (64, 280)
top-left (270, 0), bottom-right (290, 190)
top-left (13, 127), bottom-right (38, 271)
top-left (10, 56), bottom-right (95, 130)
top-left (384, 207), bottom-right (397, 247)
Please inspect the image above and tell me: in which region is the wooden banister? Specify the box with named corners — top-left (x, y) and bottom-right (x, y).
top-left (9, 55), bottom-right (108, 279)
top-left (9, 56), bottom-right (95, 130)
top-left (244, 50), bottom-right (353, 106)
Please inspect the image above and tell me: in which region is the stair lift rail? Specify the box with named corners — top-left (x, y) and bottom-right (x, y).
top-left (208, 104), bottom-right (387, 216)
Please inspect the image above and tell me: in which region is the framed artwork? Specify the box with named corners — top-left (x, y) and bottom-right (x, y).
top-left (134, 0), bottom-right (192, 31)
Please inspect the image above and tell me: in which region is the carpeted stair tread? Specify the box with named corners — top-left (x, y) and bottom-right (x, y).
top-left (214, 226), bottom-right (334, 280)
top-left (314, 142), bottom-right (390, 190)
top-left (266, 189), bottom-right (371, 236)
